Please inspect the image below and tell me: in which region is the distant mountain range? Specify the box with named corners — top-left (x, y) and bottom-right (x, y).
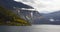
top-left (43, 11), bottom-right (60, 19)
top-left (35, 11), bottom-right (60, 25)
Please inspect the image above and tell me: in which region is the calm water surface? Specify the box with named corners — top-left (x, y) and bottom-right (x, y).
top-left (0, 25), bottom-right (60, 32)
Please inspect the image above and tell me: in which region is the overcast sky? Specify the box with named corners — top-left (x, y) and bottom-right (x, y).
top-left (14, 0), bottom-right (60, 13)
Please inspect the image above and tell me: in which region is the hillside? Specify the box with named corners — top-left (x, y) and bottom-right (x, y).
top-left (0, 6), bottom-right (31, 26)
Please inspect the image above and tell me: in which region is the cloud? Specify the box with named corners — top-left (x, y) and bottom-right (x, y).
top-left (14, 0), bottom-right (60, 13)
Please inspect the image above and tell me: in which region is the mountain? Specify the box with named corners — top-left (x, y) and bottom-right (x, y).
top-left (17, 10), bottom-right (43, 24)
top-left (43, 11), bottom-right (60, 19)
top-left (0, 0), bottom-right (35, 25)
top-left (42, 11), bottom-right (60, 25)
top-left (1, 0), bottom-right (59, 25)
top-left (31, 11), bottom-right (60, 25)
top-left (0, 0), bottom-right (33, 10)
top-left (0, 6), bottom-right (31, 26)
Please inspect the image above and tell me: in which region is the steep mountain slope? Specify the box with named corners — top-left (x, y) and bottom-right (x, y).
top-left (0, 0), bottom-right (35, 25)
top-left (17, 9), bottom-right (42, 23)
top-left (0, 6), bottom-right (31, 26)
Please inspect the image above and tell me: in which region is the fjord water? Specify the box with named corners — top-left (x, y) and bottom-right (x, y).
top-left (0, 25), bottom-right (60, 32)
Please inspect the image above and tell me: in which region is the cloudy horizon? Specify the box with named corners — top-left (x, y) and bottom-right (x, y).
top-left (14, 0), bottom-right (60, 13)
